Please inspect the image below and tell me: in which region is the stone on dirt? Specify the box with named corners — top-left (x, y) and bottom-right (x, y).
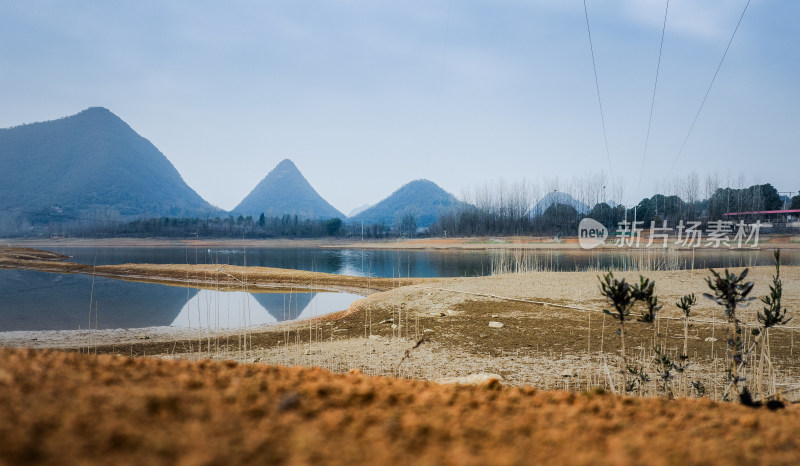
top-left (436, 373), bottom-right (504, 385)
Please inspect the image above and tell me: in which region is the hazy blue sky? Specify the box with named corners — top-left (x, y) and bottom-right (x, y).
top-left (1, 1), bottom-right (797, 213)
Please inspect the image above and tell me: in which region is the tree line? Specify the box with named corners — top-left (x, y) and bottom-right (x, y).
top-left (2, 173), bottom-right (795, 239)
top-left (429, 176), bottom-right (790, 238)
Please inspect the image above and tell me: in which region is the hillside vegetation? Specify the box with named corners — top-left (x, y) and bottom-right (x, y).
top-left (0, 107), bottom-right (218, 223)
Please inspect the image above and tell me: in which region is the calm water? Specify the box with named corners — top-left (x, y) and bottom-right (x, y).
top-left (0, 269), bottom-right (361, 331)
top-left (3, 246), bottom-right (796, 332)
top-left (42, 246), bottom-right (500, 277)
top-left (41, 246), bottom-right (800, 276)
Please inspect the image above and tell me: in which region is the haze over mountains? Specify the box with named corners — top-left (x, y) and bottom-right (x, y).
top-left (347, 204), bottom-right (372, 218)
top-left (0, 108), bottom-right (465, 230)
top-left (0, 107), bottom-right (220, 222)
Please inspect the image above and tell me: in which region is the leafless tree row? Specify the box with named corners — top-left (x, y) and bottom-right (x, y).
top-left (431, 171), bottom-right (786, 237)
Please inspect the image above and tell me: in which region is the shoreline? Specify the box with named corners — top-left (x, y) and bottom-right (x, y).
top-left (2, 246), bottom-right (800, 401)
top-left (5, 235), bottom-right (799, 251)
top-left (0, 246), bottom-right (426, 295)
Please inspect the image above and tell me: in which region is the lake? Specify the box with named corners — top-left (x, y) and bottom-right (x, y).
top-left (40, 245), bottom-right (800, 276)
top-left (0, 269), bottom-right (361, 332)
top-left (2, 245), bottom-right (796, 332)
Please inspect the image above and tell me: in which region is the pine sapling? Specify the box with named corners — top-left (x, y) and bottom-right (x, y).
top-left (632, 276), bottom-right (661, 324)
top-left (634, 276), bottom-right (662, 369)
top-left (626, 365), bottom-right (650, 394)
top-left (599, 272), bottom-right (636, 392)
top-left (653, 345), bottom-right (674, 398)
top-left (755, 249), bottom-right (791, 400)
top-left (704, 268), bottom-right (754, 403)
top-left (677, 293), bottom-right (697, 357)
top-left (690, 381), bottom-right (706, 398)
top-left (676, 293), bottom-right (697, 396)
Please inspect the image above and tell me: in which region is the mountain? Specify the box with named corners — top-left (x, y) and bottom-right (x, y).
top-left (233, 159), bottom-right (344, 220)
top-left (347, 204), bottom-right (371, 218)
top-left (349, 179), bottom-right (460, 228)
top-left (0, 107), bottom-right (219, 222)
top-left (531, 191), bottom-right (590, 216)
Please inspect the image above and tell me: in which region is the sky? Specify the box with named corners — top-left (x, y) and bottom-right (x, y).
top-left (1, 0), bottom-right (797, 214)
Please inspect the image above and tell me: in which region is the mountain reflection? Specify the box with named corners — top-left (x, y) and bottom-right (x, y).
top-left (172, 290), bottom-right (360, 329)
top-left (0, 270), bottom-right (361, 332)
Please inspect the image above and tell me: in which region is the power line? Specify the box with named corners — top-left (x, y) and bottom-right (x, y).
top-left (668, 0), bottom-right (752, 175)
top-left (635, 0), bottom-right (670, 201)
top-left (582, 0), bottom-right (616, 203)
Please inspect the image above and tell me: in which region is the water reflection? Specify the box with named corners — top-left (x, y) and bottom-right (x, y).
top-left (41, 246), bottom-right (800, 277)
top-left (42, 246), bottom-right (498, 277)
top-left (0, 270), bottom-right (361, 332)
top-left (172, 290), bottom-right (362, 329)
top-left (0, 269), bottom-right (195, 331)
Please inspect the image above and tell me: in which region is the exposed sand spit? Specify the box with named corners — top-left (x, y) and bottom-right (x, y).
top-left (0, 246), bottom-right (428, 294)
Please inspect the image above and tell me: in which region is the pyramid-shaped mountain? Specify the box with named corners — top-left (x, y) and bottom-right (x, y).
top-left (349, 179), bottom-right (460, 228)
top-left (531, 191), bottom-right (590, 216)
top-left (0, 107), bottom-right (219, 222)
top-left (233, 159), bottom-right (344, 220)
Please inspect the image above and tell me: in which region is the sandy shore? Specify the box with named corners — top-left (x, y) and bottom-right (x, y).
top-left (4, 246), bottom-right (800, 400)
top-left (3, 246), bottom-right (800, 402)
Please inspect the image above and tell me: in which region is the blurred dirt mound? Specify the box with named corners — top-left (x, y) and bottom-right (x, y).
top-left (1, 348), bottom-right (799, 465)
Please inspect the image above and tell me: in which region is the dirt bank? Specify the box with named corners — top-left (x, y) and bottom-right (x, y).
top-left (1, 348), bottom-right (798, 465)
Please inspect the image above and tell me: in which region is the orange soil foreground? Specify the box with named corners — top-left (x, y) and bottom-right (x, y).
top-left (1, 349), bottom-right (798, 465)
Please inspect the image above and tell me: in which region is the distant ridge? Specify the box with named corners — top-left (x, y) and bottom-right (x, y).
top-left (233, 159), bottom-right (344, 220)
top-left (531, 191), bottom-right (590, 215)
top-left (349, 179), bottom-right (460, 228)
top-left (347, 204), bottom-right (371, 218)
top-left (0, 107), bottom-right (219, 222)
